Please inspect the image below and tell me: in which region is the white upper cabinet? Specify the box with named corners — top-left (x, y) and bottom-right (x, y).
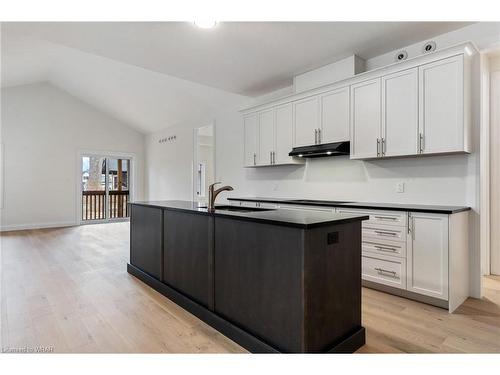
top-left (258, 109), bottom-right (275, 166)
top-left (407, 213), bottom-right (449, 300)
top-left (274, 104), bottom-right (294, 164)
top-left (293, 96), bottom-right (320, 147)
top-left (244, 104), bottom-right (304, 167)
top-left (242, 44), bottom-right (473, 164)
top-left (320, 86), bottom-right (350, 143)
top-left (244, 114), bottom-right (258, 167)
top-left (418, 55), bottom-right (466, 154)
top-left (382, 68), bottom-right (419, 157)
top-left (350, 78), bottom-right (382, 159)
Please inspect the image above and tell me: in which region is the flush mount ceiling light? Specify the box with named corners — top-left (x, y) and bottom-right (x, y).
top-left (193, 20), bottom-right (218, 29)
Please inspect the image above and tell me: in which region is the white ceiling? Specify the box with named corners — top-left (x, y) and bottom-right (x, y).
top-left (1, 35), bottom-right (249, 134)
top-left (3, 22), bottom-right (473, 96)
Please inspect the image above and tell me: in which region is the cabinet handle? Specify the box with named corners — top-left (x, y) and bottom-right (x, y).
top-left (374, 230), bottom-right (397, 237)
top-left (273, 151), bottom-right (275, 164)
top-left (253, 153), bottom-right (256, 166)
top-left (374, 245), bottom-right (397, 252)
top-left (374, 215), bottom-right (397, 221)
top-left (382, 138), bottom-right (386, 156)
top-left (318, 128), bottom-right (322, 144)
top-left (419, 133), bottom-right (425, 153)
top-left (407, 213), bottom-right (411, 235)
top-left (270, 151), bottom-right (272, 164)
top-left (376, 138), bottom-right (380, 157)
top-left (314, 129), bottom-right (318, 145)
top-left (375, 268), bottom-right (398, 277)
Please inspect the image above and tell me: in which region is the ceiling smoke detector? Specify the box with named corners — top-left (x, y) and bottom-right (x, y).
top-left (423, 41), bottom-right (436, 53)
top-left (395, 50), bottom-right (408, 62)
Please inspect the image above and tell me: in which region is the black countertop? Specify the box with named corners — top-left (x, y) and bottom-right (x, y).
top-left (227, 197), bottom-right (471, 214)
top-left (131, 200), bottom-right (368, 229)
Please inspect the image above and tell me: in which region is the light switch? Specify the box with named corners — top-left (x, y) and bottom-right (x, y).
top-left (396, 182), bottom-right (405, 193)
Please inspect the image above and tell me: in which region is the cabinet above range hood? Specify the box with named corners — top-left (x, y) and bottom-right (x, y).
top-left (289, 141), bottom-right (350, 158)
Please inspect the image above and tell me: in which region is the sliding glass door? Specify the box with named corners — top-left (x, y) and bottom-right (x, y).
top-left (81, 155), bottom-right (131, 222)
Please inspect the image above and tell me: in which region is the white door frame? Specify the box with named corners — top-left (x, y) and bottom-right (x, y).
top-left (76, 149), bottom-right (136, 225)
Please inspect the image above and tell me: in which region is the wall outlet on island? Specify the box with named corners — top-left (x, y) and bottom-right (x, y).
top-left (396, 182), bottom-right (405, 193)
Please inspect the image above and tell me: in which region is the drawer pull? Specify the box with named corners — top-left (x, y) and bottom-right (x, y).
top-left (375, 267), bottom-right (398, 278)
top-left (374, 230), bottom-right (397, 237)
top-left (374, 245), bottom-right (397, 252)
top-left (374, 215), bottom-right (398, 221)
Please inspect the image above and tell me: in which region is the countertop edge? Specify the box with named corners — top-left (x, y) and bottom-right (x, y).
top-left (129, 202), bottom-right (369, 229)
top-left (227, 197), bottom-right (471, 215)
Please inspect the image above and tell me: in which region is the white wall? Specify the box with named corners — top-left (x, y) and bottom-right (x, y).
top-left (0, 82), bottom-right (145, 231)
top-left (490, 57), bottom-right (500, 275)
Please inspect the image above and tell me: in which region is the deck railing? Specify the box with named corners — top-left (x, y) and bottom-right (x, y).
top-left (82, 190), bottom-right (129, 220)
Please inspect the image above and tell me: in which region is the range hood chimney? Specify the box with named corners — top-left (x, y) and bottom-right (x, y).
top-left (289, 141), bottom-right (350, 158)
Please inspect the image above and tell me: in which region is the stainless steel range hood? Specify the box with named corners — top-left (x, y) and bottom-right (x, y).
top-left (289, 141), bottom-right (350, 158)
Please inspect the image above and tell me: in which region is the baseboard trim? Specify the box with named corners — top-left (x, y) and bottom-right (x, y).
top-left (363, 280), bottom-right (449, 310)
top-left (0, 221), bottom-right (77, 232)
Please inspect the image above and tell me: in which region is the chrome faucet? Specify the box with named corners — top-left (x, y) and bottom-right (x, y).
top-left (208, 182), bottom-right (234, 212)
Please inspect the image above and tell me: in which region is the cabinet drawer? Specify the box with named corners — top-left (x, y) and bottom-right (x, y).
top-left (362, 239), bottom-right (406, 258)
top-left (362, 254), bottom-right (406, 289)
top-left (363, 224), bottom-right (406, 243)
top-left (338, 208), bottom-right (407, 227)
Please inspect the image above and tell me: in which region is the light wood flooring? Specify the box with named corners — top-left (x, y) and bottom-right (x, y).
top-left (1, 222), bottom-right (499, 353)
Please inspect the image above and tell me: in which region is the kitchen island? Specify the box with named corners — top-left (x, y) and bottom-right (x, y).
top-left (127, 200), bottom-right (368, 353)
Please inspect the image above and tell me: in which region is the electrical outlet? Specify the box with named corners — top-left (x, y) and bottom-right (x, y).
top-left (396, 182), bottom-right (405, 193)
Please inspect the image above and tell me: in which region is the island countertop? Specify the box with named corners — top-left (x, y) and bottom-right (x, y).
top-left (130, 200), bottom-right (368, 229)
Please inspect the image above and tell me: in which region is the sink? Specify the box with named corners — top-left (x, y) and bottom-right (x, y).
top-left (199, 205), bottom-right (274, 213)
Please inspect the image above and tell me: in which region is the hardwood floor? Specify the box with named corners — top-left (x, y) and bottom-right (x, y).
top-left (1, 223), bottom-right (499, 353)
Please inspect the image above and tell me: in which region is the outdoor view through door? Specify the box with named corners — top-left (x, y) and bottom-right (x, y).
top-left (81, 156), bottom-right (131, 221)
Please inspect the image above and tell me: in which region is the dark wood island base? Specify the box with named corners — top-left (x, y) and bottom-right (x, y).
top-left (127, 264), bottom-right (365, 353)
top-left (127, 201), bottom-right (368, 353)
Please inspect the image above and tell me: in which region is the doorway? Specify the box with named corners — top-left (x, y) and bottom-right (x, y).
top-left (193, 124), bottom-right (215, 203)
top-left (81, 154), bottom-right (131, 223)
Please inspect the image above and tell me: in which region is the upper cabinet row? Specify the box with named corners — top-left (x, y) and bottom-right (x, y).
top-left (351, 55), bottom-right (469, 159)
top-left (243, 46), bottom-right (472, 167)
top-left (244, 87), bottom-right (349, 167)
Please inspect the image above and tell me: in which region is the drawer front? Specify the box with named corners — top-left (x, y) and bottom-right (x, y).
top-left (362, 255), bottom-right (406, 289)
top-left (338, 208), bottom-right (407, 227)
top-left (363, 224), bottom-right (406, 243)
top-left (362, 239), bottom-right (406, 258)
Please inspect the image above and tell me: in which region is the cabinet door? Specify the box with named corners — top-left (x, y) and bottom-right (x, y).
top-left (258, 109), bottom-right (275, 166)
top-left (244, 114), bottom-right (259, 167)
top-left (382, 68), bottom-right (419, 157)
top-left (350, 78), bottom-right (381, 159)
top-left (407, 213), bottom-right (449, 300)
top-left (275, 104), bottom-right (294, 164)
top-left (419, 55), bottom-right (464, 154)
top-left (320, 86), bottom-right (350, 143)
top-left (294, 96), bottom-right (320, 147)
top-left (130, 205), bottom-right (163, 280)
top-left (164, 210), bottom-right (211, 307)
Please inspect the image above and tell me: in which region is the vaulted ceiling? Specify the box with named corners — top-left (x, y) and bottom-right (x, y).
top-left (1, 22), bottom-right (473, 133)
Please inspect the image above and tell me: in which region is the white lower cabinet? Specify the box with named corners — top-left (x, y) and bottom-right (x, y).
top-left (362, 253), bottom-right (406, 289)
top-left (407, 212), bottom-right (449, 300)
top-left (338, 207), bottom-right (457, 309)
